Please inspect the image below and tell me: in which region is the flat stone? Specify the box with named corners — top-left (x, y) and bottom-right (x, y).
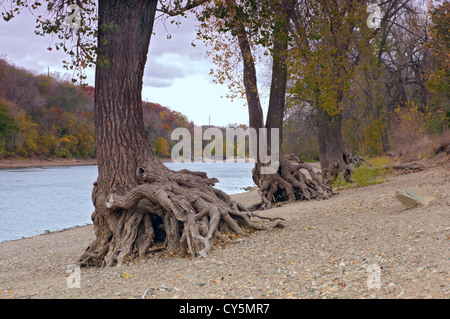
top-left (395, 189), bottom-right (434, 209)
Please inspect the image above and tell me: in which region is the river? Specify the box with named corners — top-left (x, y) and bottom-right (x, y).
top-left (0, 162), bottom-right (255, 242)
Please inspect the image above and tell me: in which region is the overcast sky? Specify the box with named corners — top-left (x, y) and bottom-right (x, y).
top-left (0, 5), bottom-right (262, 127)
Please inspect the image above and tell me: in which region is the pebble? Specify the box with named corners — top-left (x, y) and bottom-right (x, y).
top-left (159, 283), bottom-right (167, 291)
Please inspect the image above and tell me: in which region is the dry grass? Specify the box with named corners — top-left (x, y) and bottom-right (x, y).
top-left (390, 130), bottom-right (450, 162)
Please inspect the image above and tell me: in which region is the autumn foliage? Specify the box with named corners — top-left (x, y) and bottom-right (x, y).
top-left (142, 101), bottom-right (194, 158)
top-left (0, 58), bottom-right (195, 159)
top-left (282, 0), bottom-right (449, 162)
top-left (0, 58), bottom-right (95, 158)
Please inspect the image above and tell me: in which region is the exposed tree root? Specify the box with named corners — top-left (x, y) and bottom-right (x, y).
top-left (346, 151), bottom-right (371, 167)
top-left (434, 142), bottom-right (449, 155)
top-left (320, 150), bottom-right (354, 183)
top-left (249, 153), bottom-right (334, 210)
top-left (79, 164), bottom-right (279, 267)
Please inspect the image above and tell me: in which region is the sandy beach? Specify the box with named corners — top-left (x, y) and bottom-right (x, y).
top-left (0, 157), bottom-right (98, 169)
top-left (0, 155), bottom-right (448, 299)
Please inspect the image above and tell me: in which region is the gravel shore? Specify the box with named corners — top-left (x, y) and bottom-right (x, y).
top-left (0, 156), bottom-right (448, 299)
top-left (0, 157), bottom-right (97, 169)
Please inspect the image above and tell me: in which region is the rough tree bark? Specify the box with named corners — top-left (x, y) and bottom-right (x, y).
top-left (317, 108), bottom-right (353, 183)
top-left (232, 0), bottom-right (333, 210)
top-left (79, 0), bottom-right (274, 268)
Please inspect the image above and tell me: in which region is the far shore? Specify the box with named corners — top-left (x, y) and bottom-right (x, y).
top-left (0, 156), bottom-right (260, 169)
top-left (0, 157), bottom-right (98, 169)
top-left (0, 157), bottom-right (177, 169)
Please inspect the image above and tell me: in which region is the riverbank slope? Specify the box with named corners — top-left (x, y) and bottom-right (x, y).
top-left (0, 155), bottom-right (448, 299)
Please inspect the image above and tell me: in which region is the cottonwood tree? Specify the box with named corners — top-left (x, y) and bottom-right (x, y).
top-left (288, 0), bottom-right (411, 181)
top-left (2, 0), bottom-right (279, 267)
top-left (289, 0), bottom-right (367, 181)
top-left (366, 0), bottom-right (449, 155)
top-left (426, 0), bottom-right (449, 115)
top-left (197, 0), bottom-right (334, 209)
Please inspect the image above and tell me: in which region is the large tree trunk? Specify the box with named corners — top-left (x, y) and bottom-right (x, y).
top-left (317, 108), bottom-right (353, 182)
top-left (79, 0), bottom-right (271, 267)
top-left (233, 0), bottom-right (333, 210)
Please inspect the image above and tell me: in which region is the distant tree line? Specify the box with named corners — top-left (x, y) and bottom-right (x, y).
top-left (0, 58), bottom-right (199, 159)
top-left (282, 0), bottom-right (449, 163)
top-left (0, 58), bottom-right (253, 160)
top-left (0, 58), bottom-right (96, 158)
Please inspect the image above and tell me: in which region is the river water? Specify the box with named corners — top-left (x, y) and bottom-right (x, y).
top-left (0, 162), bottom-right (255, 242)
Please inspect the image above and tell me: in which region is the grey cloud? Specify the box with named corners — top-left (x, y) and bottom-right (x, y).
top-left (0, 6), bottom-right (210, 88)
top-left (150, 13), bottom-right (206, 61)
top-left (0, 10), bottom-right (68, 74)
top-left (145, 59), bottom-right (184, 80)
top-left (143, 78), bottom-right (172, 88)
top-left (143, 57), bottom-right (186, 88)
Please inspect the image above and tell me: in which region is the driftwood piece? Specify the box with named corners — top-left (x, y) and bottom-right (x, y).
top-left (348, 153), bottom-right (371, 167)
top-left (384, 163), bottom-right (425, 172)
top-left (434, 142), bottom-right (449, 155)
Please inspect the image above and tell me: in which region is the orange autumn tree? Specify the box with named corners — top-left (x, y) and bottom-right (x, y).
top-left (154, 136), bottom-right (170, 158)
